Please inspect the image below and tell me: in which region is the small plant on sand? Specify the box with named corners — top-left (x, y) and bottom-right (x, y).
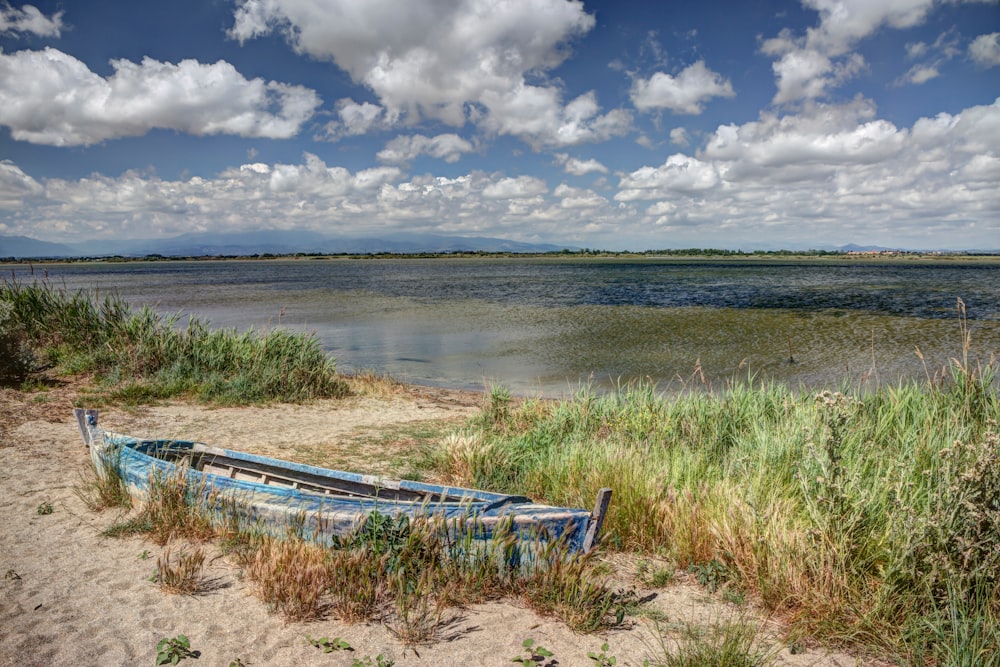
top-left (511, 638), bottom-right (556, 667)
top-left (35, 501), bottom-right (54, 515)
top-left (307, 635), bottom-right (352, 653)
top-left (352, 655), bottom-right (395, 667)
top-left (154, 546), bottom-right (206, 595)
top-left (155, 635), bottom-right (199, 665)
top-left (588, 642), bottom-right (618, 666)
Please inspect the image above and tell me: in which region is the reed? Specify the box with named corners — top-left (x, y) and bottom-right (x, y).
top-left (0, 278), bottom-right (349, 404)
top-left (446, 358), bottom-right (998, 659)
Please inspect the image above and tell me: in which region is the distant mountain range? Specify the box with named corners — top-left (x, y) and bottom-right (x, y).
top-left (1, 232), bottom-right (996, 259)
top-left (0, 231), bottom-right (571, 258)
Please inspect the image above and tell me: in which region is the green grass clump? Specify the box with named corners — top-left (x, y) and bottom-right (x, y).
top-left (444, 357), bottom-right (998, 660)
top-left (0, 278), bottom-right (349, 404)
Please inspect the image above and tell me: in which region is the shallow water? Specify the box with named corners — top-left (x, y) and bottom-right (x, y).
top-left (6, 257), bottom-right (999, 395)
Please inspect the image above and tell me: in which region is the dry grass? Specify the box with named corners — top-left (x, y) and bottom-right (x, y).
top-left (155, 546), bottom-right (207, 595)
top-left (244, 537), bottom-right (330, 622)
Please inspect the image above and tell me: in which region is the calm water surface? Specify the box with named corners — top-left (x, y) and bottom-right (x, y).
top-left (7, 258), bottom-right (999, 395)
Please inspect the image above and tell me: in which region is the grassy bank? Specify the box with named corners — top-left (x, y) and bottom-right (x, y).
top-left (0, 278), bottom-right (348, 403)
top-left (440, 363), bottom-right (998, 662)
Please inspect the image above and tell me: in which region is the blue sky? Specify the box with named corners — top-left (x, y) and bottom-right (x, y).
top-left (1, 0), bottom-right (998, 250)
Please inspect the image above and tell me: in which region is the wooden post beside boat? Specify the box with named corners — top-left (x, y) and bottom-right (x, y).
top-left (582, 487), bottom-right (612, 553)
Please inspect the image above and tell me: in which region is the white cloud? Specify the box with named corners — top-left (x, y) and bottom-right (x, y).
top-left (0, 3), bottom-right (62, 37)
top-left (899, 63), bottom-right (940, 85)
top-left (669, 128), bottom-right (691, 146)
top-left (0, 160), bottom-right (43, 208)
top-left (0, 48), bottom-right (321, 146)
top-left (969, 32), bottom-right (1000, 67)
top-left (555, 154), bottom-right (609, 175)
top-left (480, 86), bottom-right (632, 149)
top-left (377, 133), bottom-right (475, 164)
top-left (482, 175), bottom-right (548, 199)
top-left (761, 0), bottom-right (958, 104)
top-left (552, 183), bottom-right (609, 208)
top-left (316, 98), bottom-right (387, 140)
top-left (5, 98), bottom-right (999, 249)
top-left (612, 97), bottom-right (1000, 247)
top-left (228, 0), bottom-right (629, 149)
top-left (770, 49), bottom-right (865, 104)
top-left (630, 61), bottom-right (735, 114)
top-left (802, 0), bottom-right (936, 55)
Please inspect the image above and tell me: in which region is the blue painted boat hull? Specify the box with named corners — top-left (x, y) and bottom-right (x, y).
top-left (74, 409), bottom-right (607, 554)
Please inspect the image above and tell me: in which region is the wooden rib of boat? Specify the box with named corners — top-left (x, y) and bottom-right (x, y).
top-left (74, 409), bottom-right (611, 554)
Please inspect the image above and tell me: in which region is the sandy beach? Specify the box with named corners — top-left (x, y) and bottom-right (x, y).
top-left (1, 382), bottom-right (877, 666)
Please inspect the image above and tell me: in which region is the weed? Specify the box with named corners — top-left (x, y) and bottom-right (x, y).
top-left (138, 550), bottom-right (152, 560)
top-left (74, 444), bottom-right (131, 512)
top-left (646, 616), bottom-right (773, 667)
top-left (688, 559), bottom-right (728, 594)
top-left (155, 635), bottom-right (199, 665)
top-left (155, 547), bottom-right (206, 595)
top-left (511, 638), bottom-right (555, 667)
top-left (588, 642), bottom-right (618, 666)
top-left (140, 466), bottom-right (216, 546)
top-left (306, 635), bottom-right (352, 653)
top-left (246, 537), bottom-right (329, 621)
top-left (35, 501), bottom-right (54, 515)
top-left (352, 655), bottom-right (394, 667)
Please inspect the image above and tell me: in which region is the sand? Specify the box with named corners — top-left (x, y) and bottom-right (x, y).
top-left (0, 383), bottom-right (878, 666)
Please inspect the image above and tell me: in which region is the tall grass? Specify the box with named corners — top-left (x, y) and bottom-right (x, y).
top-left (0, 277), bottom-right (349, 403)
top-left (444, 356), bottom-right (998, 660)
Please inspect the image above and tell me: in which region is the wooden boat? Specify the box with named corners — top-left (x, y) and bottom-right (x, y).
top-left (74, 409), bottom-right (610, 554)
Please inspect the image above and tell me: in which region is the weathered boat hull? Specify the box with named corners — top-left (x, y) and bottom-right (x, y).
top-left (74, 409), bottom-right (610, 554)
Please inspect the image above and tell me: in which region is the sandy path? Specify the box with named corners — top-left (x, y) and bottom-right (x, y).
top-left (0, 385), bottom-right (875, 666)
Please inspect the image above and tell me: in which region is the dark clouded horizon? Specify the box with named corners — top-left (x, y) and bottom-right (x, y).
top-left (1, 0), bottom-right (998, 250)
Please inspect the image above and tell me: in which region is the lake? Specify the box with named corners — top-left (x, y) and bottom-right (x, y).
top-left (6, 257), bottom-right (999, 395)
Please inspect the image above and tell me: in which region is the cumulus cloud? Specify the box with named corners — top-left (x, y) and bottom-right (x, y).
top-left (899, 63), bottom-right (940, 85)
top-left (0, 48), bottom-right (321, 146)
top-left (669, 128), bottom-right (691, 146)
top-left (228, 0), bottom-right (628, 149)
top-left (555, 154), bottom-right (609, 175)
top-left (479, 87), bottom-right (632, 149)
top-left (760, 0), bottom-right (953, 104)
top-left (482, 175), bottom-right (548, 199)
top-left (0, 160), bottom-right (43, 208)
top-left (969, 32), bottom-right (1000, 67)
top-left (552, 183), bottom-right (609, 208)
top-left (612, 96), bottom-right (1000, 247)
top-left (316, 98), bottom-right (387, 140)
top-left (5, 98), bottom-right (999, 249)
top-left (770, 49), bottom-right (865, 104)
top-left (0, 2), bottom-right (62, 37)
top-left (630, 61), bottom-right (735, 114)
top-left (377, 133), bottom-right (475, 164)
